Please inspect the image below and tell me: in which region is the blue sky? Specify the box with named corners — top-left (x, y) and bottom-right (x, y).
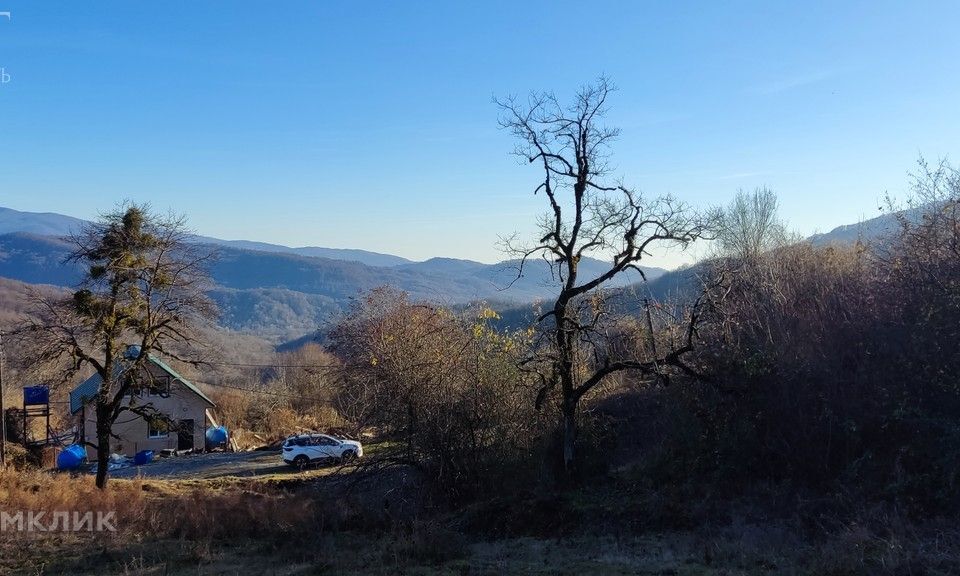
top-left (0, 1), bottom-right (957, 267)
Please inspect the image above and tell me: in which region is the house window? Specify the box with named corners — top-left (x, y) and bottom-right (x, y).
top-left (147, 419), bottom-right (169, 439)
top-left (146, 378), bottom-right (170, 397)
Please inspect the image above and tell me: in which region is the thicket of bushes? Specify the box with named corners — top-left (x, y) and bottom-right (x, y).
top-left (208, 165), bottom-right (960, 523)
top-left (5, 181), bottom-right (960, 575)
top-left (44, 163), bottom-right (937, 536)
top-left (211, 343), bottom-right (346, 448)
top-left (650, 163), bottom-right (960, 516)
top-left (328, 287), bottom-right (550, 501)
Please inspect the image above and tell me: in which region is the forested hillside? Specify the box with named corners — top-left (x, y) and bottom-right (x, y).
top-left (0, 210), bottom-right (663, 340)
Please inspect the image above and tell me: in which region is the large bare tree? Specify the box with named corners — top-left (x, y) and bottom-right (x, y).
top-left (19, 204), bottom-right (215, 488)
top-left (497, 78), bottom-right (711, 475)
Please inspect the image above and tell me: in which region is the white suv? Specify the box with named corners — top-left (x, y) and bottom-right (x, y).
top-left (282, 433), bottom-right (363, 467)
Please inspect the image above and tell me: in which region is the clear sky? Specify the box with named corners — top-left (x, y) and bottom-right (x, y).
top-left (0, 1), bottom-right (957, 267)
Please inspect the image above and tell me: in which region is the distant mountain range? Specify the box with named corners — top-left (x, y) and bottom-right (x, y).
top-left (807, 205), bottom-right (919, 247)
top-left (187, 237), bottom-right (413, 268)
top-left (0, 206), bottom-right (666, 340)
top-left (0, 204), bottom-right (908, 342)
top-left (0, 206), bottom-right (412, 268)
top-left (0, 207), bottom-right (88, 237)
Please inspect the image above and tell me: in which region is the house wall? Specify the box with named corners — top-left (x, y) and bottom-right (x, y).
top-left (81, 364), bottom-right (212, 458)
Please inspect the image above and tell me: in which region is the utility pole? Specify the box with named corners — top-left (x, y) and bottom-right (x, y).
top-left (0, 330), bottom-right (6, 466)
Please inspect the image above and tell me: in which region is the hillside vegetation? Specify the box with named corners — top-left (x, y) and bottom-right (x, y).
top-left (4, 166), bottom-right (960, 574)
top-left (5, 177), bottom-right (960, 573)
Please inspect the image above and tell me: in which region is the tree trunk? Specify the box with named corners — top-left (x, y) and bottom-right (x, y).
top-left (561, 397), bottom-right (576, 476)
top-left (556, 299), bottom-right (578, 480)
top-left (94, 402), bottom-right (110, 489)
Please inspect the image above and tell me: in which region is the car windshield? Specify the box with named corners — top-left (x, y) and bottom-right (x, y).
top-left (284, 434), bottom-right (340, 446)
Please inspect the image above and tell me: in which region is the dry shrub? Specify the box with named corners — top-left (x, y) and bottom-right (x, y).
top-left (808, 514), bottom-right (960, 575)
top-left (0, 468), bottom-right (148, 540)
top-left (207, 337), bottom-right (348, 445)
top-left (380, 519), bottom-right (467, 565)
top-left (329, 288), bottom-right (547, 501)
top-left (145, 488), bottom-right (319, 539)
top-left (209, 388), bottom-right (252, 432)
top-left (1, 444), bottom-right (35, 471)
top-left (650, 181), bottom-right (960, 513)
top-left (0, 468), bottom-right (321, 543)
top-left (212, 389), bottom-right (346, 448)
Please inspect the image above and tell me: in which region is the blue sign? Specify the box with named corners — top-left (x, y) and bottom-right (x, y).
top-left (23, 386), bottom-right (49, 406)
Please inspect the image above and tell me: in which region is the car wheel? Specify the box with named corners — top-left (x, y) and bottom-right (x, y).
top-left (293, 455), bottom-right (309, 468)
top-left (341, 450), bottom-right (356, 462)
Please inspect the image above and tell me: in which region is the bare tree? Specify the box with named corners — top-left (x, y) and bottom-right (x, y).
top-left (496, 78), bottom-right (712, 475)
top-left (714, 186), bottom-right (790, 261)
top-left (17, 204), bottom-right (215, 488)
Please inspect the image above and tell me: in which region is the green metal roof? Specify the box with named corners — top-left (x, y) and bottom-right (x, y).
top-left (69, 353), bottom-right (215, 414)
top-left (69, 375), bottom-right (101, 414)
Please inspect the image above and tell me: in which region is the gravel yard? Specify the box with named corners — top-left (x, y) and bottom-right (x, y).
top-left (107, 450), bottom-right (303, 480)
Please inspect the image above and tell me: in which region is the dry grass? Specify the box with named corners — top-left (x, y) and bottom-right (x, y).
top-left (0, 467), bottom-right (327, 537)
top-left (3, 467), bottom-right (960, 575)
top-left (0, 468), bottom-right (149, 530)
top-left (0, 467), bottom-right (325, 574)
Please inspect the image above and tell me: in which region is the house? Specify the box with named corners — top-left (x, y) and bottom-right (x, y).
top-left (69, 347), bottom-right (216, 458)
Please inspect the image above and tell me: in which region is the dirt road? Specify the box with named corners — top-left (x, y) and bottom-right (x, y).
top-left (108, 450), bottom-right (306, 480)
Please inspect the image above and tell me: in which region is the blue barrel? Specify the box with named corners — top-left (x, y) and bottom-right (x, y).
top-left (56, 444), bottom-right (87, 470)
top-left (134, 450), bottom-right (154, 466)
top-left (205, 426), bottom-right (228, 446)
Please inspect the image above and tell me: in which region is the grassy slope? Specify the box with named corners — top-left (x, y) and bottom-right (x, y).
top-left (4, 462), bottom-right (958, 576)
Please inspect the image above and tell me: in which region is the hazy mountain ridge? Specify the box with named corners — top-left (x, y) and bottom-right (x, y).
top-left (0, 204), bottom-right (903, 340)
top-left (808, 208), bottom-right (905, 247)
top-left (190, 236), bottom-right (413, 267)
top-left (0, 206), bottom-right (665, 340)
top-left (0, 232), bottom-right (80, 286)
top-left (0, 207), bottom-right (87, 238)
top-left (0, 206), bottom-right (412, 268)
